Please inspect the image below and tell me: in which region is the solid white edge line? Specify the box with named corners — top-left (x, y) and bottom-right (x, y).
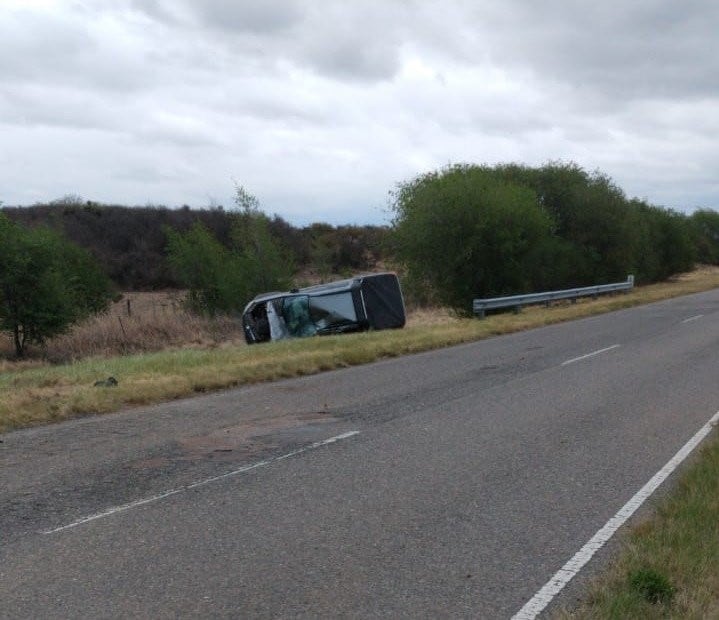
top-left (42, 430), bottom-right (360, 535)
top-left (511, 410), bottom-right (719, 620)
top-left (681, 314), bottom-right (704, 324)
top-left (561, 344), bottom-right (621, 366)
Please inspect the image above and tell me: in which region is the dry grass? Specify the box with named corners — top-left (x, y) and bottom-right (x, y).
top-left (0, 292), bottom-right (247, 363)
top-left (2, 267), bottom-right (719, 434)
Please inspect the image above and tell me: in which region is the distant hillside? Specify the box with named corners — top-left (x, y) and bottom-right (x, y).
top-left (1, 202), bottom-right (390, 291)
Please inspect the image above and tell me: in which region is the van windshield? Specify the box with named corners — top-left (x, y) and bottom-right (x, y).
top-left (281, 296), bottom-right (317, 338)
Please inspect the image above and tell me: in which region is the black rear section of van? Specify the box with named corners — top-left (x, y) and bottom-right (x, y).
top-left (360, 273), bottom-right (406, 330)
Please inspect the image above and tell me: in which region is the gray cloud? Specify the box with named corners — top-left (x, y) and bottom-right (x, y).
top-left (0, 84), bottom-right (124, 131)
top-left (1, 0), bottom-right (717, 221)
top-left (133, 0), bottom-right (302, 33)
top-left (0, 10), bottom-right (91, 84)
top-left (301, 34), bottom-right (401, 82)
top-left (191, 0), bottom-right (303, 33)
top-left (471, 0), bottom-right (719, 102)
top-left (292, 2), bottom-right (406, 82)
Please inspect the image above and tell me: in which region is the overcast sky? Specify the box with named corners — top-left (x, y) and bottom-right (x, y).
top-left (2, 1), bottom-right (717, 225)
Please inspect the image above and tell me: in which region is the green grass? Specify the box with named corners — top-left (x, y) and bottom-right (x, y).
top-left (0, 323), bottom-right (502, 431)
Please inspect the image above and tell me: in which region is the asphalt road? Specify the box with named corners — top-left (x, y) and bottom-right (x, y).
top-left (3, 289), bottom-right (719, 618)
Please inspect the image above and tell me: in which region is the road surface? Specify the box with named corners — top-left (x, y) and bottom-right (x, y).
top-left (2, 289), bottom-right (719, 618)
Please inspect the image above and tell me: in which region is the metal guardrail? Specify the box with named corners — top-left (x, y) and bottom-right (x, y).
top-left (473, 275), bottom-right (634, 318)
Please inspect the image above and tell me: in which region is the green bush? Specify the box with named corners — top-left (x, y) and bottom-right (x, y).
top-left (629, 567), bottom-right (675, 604)
top-left (0, 213), bottom-right (113, 357)
top-left (691, 209), bottom-right (719, 265)
top-left (165, 187), bottom-right (293, 316)
top-left (391, 161), bottom-right (706, 312)
top-left (392, 165), bottom-right (554, 313)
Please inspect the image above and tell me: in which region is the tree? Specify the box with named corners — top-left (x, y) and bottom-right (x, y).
top-left (446, 161), bottom-right (696, 288)
top-left (491, 162), bottom-right (638, 285)
top-left (306, 223), bottom-right (337, 278)
top-left (231, 185), bottom-right (294, 294)
top-left (639, 205), bottom-right (695, 279)
top-left (0, 214), bottom-right (113, 357)
top-left (165, 222), bottom-right (249, 315)
top-left (690, 209), bottom-right (719, 265)
top-left (391, 164), bottom-right (554, 313)
top-left (165, 186), bottom-right (293, 315)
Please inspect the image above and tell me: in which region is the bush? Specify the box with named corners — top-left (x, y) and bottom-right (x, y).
top-left (392, 161), bottom-right (705, 311)
top-left (392, 165), bottom-right (554, 313)
top-left (165, 187), bottom-right (294, 316)
top-left (165, 221), bottom-right (249, 315)
top-left (629, 567), bottom-right (675, 604)
top-left (0, 213), bottom-right (113, 357)
top-left (691, 209), bottom-right (719, 265)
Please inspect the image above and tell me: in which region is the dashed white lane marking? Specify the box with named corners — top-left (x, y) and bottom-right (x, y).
top-left (681, 314), bottom-right (704, 324)
top-left (561, 344), bottom-right (621, 366)
top-left (512, 410), bottom-right (719, 620)
top-left (42, 430), bottom-right (360, 535)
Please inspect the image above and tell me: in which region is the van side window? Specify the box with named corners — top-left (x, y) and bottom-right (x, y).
top-left (308, 293), bottom-right (357, 329)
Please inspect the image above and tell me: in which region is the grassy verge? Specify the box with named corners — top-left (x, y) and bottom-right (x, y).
top-left (2, 266), bottom-right (719, 433)
top-left (0, 290), bottom-right (246, 363)
top-left (555, 432), bottom-right (719, 619)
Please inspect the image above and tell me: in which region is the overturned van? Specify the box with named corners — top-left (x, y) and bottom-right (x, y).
top-left (242, 272), bottom-right (406, 344)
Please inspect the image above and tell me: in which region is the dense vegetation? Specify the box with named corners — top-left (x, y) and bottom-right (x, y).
top-left (392, 162), bottom-right (716, 313)
top-left (2, 161), bottom-right (719, 323)
top-left (1, 197), bottom-right (388, 291)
